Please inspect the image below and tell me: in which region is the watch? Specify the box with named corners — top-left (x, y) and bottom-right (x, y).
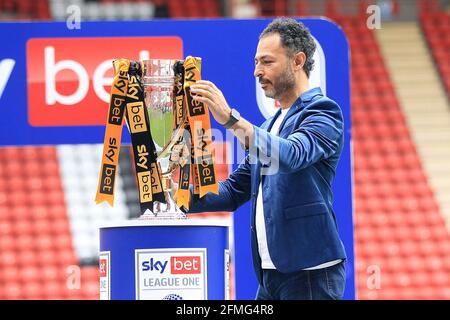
top-left (223, 108), bottom-right (240, 129)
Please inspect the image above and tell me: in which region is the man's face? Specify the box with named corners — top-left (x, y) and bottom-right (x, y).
top-left (254, 33), bottom-right (296, 100)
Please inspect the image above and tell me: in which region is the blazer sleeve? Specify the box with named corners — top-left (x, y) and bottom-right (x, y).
top-left (188, 155), bottom-right (252, 213)
top-left (251, 99), bottom-right (344, 174)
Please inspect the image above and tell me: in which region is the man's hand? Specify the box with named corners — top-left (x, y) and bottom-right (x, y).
top-left (190, 80), bottom-right (255, 150)
top-left (190, 80), bottom-right (231, 125)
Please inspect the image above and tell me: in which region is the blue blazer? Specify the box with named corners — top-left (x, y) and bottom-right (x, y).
top-left (189, 87), bottom-right (347, 283)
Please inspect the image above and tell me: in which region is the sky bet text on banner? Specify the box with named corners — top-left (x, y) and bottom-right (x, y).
top-left (0, 19), bottom-right (354, 299)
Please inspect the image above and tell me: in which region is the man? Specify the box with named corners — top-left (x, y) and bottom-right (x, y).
top-left (188, 17), bottom-right (347, 300)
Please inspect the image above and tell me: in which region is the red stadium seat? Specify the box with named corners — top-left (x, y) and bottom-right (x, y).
top-left (53, 234), bottom-right (74, 251)
top-left (0, 234), bottom-right (15, 251)
top-left (3, 282), bottom-right (23, 300)
top-left (48, 204), bottom-right (68, 219)
top-left (17, 250), bottom-right (38, 268)
top-left (58, 249), bottom-right (77, 266)
top-left (21, 266), bottom-right (41, 283)
top-left (42, 281), bottom-right (64, 299)
top-left (51, 218), bottom-right (72, 235)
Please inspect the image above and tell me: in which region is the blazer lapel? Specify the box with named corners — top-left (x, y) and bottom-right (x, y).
top-left (276, 87), bottom-right (323, 133)
top-left (252, 111), bottom-right (280, 193)
top-left (266, 109), bottom-right (281, 132)
top-left (278, 102), bottom-right (302, 133)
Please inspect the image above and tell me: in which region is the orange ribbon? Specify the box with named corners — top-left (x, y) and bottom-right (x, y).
top-left (183, 56), bottom-right (219, 198)
top-left (95, 59), bottom-right (130, 206)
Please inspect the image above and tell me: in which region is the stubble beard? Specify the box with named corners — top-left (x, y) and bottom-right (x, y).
top-left (264, 63), bottom-right (296, 100)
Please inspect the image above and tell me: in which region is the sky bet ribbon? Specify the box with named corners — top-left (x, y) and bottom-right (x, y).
top-left (171, 61), bottom-right (191, 210)
top-left (95, 59), bottom-right (130, 206)
top-left (125, 61), bottom-right (166, 212)
top-left (183, 56), bottom-right (219, 198)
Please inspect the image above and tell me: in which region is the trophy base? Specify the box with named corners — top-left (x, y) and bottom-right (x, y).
top-left (137, 170), bottom-right (187, 220)
top-left (137, 197), bottom-right (187, 220)
top-left (138, 209), bottom-right (186, 220)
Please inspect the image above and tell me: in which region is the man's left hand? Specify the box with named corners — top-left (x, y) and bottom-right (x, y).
top-left (190, 80), bottom-right (231, 125)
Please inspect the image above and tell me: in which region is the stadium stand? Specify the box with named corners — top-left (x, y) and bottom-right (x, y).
top-left (167, 0), bottom-right (221, 18)
top-left (420, 9), bottom-right (450, 99)
top-left (57, 144), bottom-right (130, 265)
top-left (0, 0), bottom-right (50, 20)
top-left (244, 0), bottom-right (450, 300)
top-left (331, 8), bottom-right (450, 299)
top-left (0, 146), bottom-right (98, 299)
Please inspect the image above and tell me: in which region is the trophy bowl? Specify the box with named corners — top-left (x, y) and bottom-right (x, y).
top-left (140, 59), bottom-right (187, 219)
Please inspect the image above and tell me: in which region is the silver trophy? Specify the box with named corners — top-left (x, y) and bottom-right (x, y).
top-left (139, 59), bottom-right (188, 219)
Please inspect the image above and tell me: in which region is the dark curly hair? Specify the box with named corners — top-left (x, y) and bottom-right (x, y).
top-left (260, 17), bottom-right (316, 78)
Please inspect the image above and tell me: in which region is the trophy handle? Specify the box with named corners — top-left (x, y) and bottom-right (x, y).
top-left (157, 124), bottom-right (186, 175)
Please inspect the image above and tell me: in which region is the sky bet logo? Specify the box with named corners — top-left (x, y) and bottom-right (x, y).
top-left (99, 258), bottom-right (108, 277)
top-left (142, 256), bottom-right (201, 274)
top-left (26, 36), bottom-right (182, 126)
